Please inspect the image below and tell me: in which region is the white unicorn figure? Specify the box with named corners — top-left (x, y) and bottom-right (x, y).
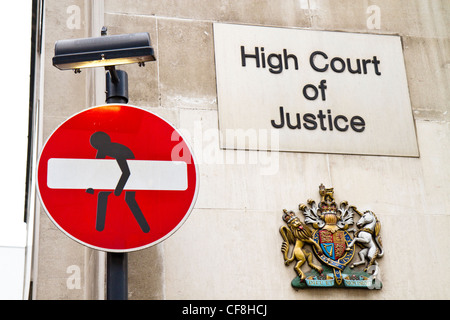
top-left (346, 208), bottom-right (384, 276)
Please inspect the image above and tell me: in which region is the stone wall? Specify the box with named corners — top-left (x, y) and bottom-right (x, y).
top-left (34, 0), bottom-right (449, 299)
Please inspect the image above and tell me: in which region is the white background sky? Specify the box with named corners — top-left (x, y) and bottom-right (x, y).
top-left (0, 2), bottom-right (32, 247)
top-left (0, 1), bottom-right (33, 299)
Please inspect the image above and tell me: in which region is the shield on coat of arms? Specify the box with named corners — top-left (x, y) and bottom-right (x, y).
top-left (318, 230), bottom-right (346, 260)
top-left (311, 229), bottom-right (354, 274)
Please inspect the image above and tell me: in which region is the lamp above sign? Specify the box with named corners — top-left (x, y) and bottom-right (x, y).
top-left (52, 32), bottom-right (156, 70)
top-left (213, 23), bottom-right (419, 157)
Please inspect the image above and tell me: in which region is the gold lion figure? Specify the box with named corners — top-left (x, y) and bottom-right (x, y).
top-left (280, 209), bottom-right (323, 281)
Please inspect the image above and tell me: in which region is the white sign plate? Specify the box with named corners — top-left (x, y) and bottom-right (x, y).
top-left (47, 158), bottom-right (188, 191)
top-left (213, 23), bottom-right (419, 157)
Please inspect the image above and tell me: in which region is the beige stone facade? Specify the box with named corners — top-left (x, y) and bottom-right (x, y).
top-left (29, 0), bottom-right (449, 299)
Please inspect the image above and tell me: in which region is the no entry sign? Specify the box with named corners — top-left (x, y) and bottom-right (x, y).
top-left (37, 104), bottom-right (199, 252)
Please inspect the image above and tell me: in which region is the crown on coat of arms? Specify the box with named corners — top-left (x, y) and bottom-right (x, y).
top-left (282, 209), bottom-right (297, 224)
top-left (318, 184), bottom-right (339, 225)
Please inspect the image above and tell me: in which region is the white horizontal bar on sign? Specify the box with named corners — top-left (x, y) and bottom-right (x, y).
top-left (47, 158), bottom-right (188, 191)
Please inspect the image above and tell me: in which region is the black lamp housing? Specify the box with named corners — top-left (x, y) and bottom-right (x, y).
top-left (52, 32), bottom-right (156, 70)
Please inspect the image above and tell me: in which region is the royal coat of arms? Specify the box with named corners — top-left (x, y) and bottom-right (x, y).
top-left (280, 184), bottom-right (383, 289)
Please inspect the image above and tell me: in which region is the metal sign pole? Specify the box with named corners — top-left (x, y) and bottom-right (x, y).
top-left (106, 252), bottom-right (128, 300)
top-left (105, 67), bottom-right (129, 300)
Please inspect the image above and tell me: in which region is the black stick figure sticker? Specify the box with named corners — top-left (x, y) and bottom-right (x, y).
top-left (87, 131), bottom-right (150, 233)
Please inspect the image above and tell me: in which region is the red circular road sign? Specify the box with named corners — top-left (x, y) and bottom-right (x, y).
top-left (37, 104), bottom-right (199, 252)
